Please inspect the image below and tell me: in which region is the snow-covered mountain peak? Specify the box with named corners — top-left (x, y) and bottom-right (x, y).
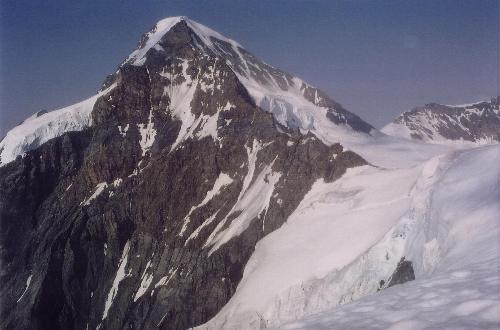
top-left (126, 16), bottom-right (243, 66)
top-left (382, 97), bottom-right (500, 145)
top-left (123, 16), bottom-right (374, 143)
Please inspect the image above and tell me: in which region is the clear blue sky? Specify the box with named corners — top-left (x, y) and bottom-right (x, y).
top-left (1, 0), bottom-right (498, 136)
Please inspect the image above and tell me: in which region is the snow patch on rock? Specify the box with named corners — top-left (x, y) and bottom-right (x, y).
top-left (205, 140), bottom-right (281, 254)
top-left (102, 240), bottom-right (131, 320)
top-left (16, 274), bottom-right (32, 303)
top-left (81, 182), bottom-right (108, 206)
top-left (138, 110), bottom-right (156, 156)
top-left (179, 172), bottom-right (233, 237)
top-left (133, 256), bottom-right (154, 302)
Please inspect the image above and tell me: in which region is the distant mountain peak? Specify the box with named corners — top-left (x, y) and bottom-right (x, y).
top-left (382, 97), bottom-right (500, 144)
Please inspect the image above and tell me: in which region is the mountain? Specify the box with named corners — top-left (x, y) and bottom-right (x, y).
top-left (382, 97), bottom-right (500, 144)
top-left (0, 16), bottom-right (373, 168)
top-left (0, 16), bottom-right (370, 330)
top-left (1, 16), bottom-right (498, 330)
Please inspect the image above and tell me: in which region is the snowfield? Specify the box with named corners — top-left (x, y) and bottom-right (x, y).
top-left (277, 261), bottom-right (499, 330)
top-left (198, 144), bottom-right (500, 329)
top-left (277, 145), bottom-right (500, 330)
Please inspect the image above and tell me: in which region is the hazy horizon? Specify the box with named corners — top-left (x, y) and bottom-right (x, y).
top-left (1, 0), bottom-right (498, 136)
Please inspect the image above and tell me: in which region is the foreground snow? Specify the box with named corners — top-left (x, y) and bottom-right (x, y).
top-left (278, 262), bottom-right (499, 329)
top-left (199, 144), bottom-right (500, 329)
top-left (277, 145), bottom-right (500, 329)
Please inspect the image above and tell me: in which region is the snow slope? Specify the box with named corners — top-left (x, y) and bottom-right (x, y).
top-left (198, 144), bottom-right (500, 329)
top-left (278, 263), bottom-right (499, 330)
top-left (278, 144), bottom-right (500, 329)
top-left (0, 85), bottom-right (115, 166)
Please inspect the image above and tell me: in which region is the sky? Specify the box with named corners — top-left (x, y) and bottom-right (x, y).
top-left (0, 0), bottom-right (498, 136)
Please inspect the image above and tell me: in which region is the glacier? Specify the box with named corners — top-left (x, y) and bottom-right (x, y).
top-left (276, 144), bottom-right (500, 329)
top-left (197, 143), bottom-right (500, 329)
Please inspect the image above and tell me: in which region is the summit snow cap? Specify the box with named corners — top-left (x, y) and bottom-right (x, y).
top-left (126, 16), bottom-right (244, 66)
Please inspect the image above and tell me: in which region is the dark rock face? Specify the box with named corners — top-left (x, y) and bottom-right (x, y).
top-left (0, 19), bottom-right (367, 330)
top-left (325, 106), bottom-right (373, 134)
top-left (387, 257), bottom-right (415, 288)
top-left (387, 97), bottom-right (500, 143)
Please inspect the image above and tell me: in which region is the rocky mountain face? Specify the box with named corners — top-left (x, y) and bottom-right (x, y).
top-left (382, 97), bottom-right (500, 144)
top-left (0, 17), bottom-right (372, 330)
